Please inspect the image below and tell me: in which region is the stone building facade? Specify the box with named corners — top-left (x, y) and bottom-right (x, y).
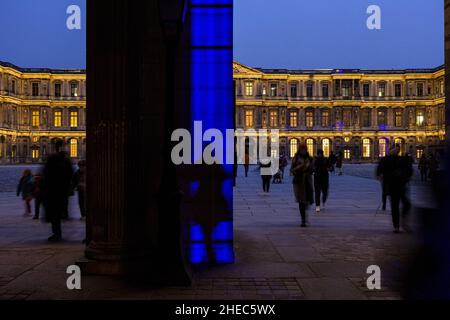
top-left (234, 62), bottom-right (446, 161)
top-left (0, 61), bottom-right (86, 164)
top-left (0, 60), bottom-right (446, 164)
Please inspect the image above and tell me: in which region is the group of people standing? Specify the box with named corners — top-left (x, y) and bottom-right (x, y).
top-left (418, 152), bottom-right (440, 182)
top-left (16, 140), bottom-right (86, 242)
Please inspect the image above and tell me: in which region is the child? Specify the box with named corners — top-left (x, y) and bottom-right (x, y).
top-left (17, 169), bottom-right (35, 216)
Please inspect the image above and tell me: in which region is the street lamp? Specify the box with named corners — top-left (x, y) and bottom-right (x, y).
top-left (156, 0), bottom-right (191, 286)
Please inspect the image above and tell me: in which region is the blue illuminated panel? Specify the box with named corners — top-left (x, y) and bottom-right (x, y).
top-left (189, 0), bottom-right (234, 264)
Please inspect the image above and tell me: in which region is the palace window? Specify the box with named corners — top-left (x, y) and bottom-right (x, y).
top-left (269, 110), bottom-right (278, 127)
top-left (306, 111), bottom-right (314, 128)
top-left (378, 110), bottom-right (386, 127)
top-left (306, 139), bottom-right (314, 156)
top-left (395, 111), bottom-right (403, 127)
top-left (322, 139), bottom-right (330, 158)
top-left (306, 82), bottom-right (314, 98)
top-left (262, 86), bottom-right (267, 96)
top-left (416, 148), bottom-right (424, 160)
top-left (32, 149), bottom-right (39, 159)
top-left (362, 139), bottom-right (371, 158)
top-left (394, 138), bottom-right (404, 156)
top-left (270, 84), bottom-right (277, 97)
top-left (54, 111), bottom-right (62, 127)
top-left (344, 149), bottom-right (351, 160)
top-left (70, 111), bottom-right (78, 128)
top-left (361, 109), bottom-right (371, 127)
top-left (245, 110), bottom-right (253, 127)
top-left (343, 110), bottom-right (351, 127)
top-left (290, 139), bottom-right (298, 158)
top-left (379, 138), bottom-right (388, 158)
top-left (245, 82), bottom-right (253, 96)
top-left (32, 111), bottom-right (40, 127)
top-left (322, 83), bottom-right (329, 98)
top-left (11, 80), bottom-right (16, 94)
top-left (416, 110), bottom-right (425, 127)
top-left (342, 81), bottom-right (351, 97)
top-left (394, 84), bottom-right (402, 97)
top-left (71, 82), bottom-right (79, 97)
top-left (321, 110), bottom-right (329, 127)
top-left (55, 83), bottom-right (61, 97)
top-left (417, 83), bottom-right (424, 97)
top-left (363, 84), bottom-right (370, 97)
top-left (290, 111), bottom-right (298, 127)
top-left (70, 139), bottom-right (78, 158)
top-left (290, 84), bottom-right (297, 97)
top-left (32, 83), bottom-right (39, 97)
top-left (377, 83), bottom-right (386, 97)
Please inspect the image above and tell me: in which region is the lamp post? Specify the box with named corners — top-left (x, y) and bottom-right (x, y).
top-left (156, 0), bottom-right (191, 285)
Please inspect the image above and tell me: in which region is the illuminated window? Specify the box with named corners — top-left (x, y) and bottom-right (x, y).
top-left (70, 139), bottom-right (78, 158)
top-left (306, 139), bottom-right (314, 156)
top-left (379, 138), bottom-right (388, 157)
top-left (416, 148), bottom-right (424, 160)
top-left (262, 86), bottom-right (267, 96)
top-left (342, 81), bottom-right (350, 97)
top-left (290, 139), bottom-right (298, 158)
top-left (54, 83), bottom-right (61, 97)
top-left (70, 82), bottom-right (79, 97)
top-left (321, 110), bottom-right (329, 127)
top-left (54, 111), bottom-right (62, 127)
top-left (70, 111), bottom-right (78, 127)
top-left (378, 83), bottom-right (386, 97)
top-left (245, 110), bottom-right (253, 127)
top-left (306, 111), bottom-right (314, 128)
top-left (395, 111), bottom-right (403, 127)
top-left (270, 84), bottom-right (277, 97)
top-left (290, 111), bottom-right (298, 127)
top-left (394, 138), bottom-right (404, 156)
top-left (271, 149), bottom-right (278, 158)
top-left (245, 82), bottom-right (253, 96)
top-left (344, 149), bottom-right (351, 160)
top-left (322, 139), bottom-right (330, 158)
top-left (378, 110), bottom-right (386, 127)
top-left (416, 110), bottom-right (425, 127)
top-left (32, 149), bottom-right (39, 159)
top-left (32, 111), bottom-right (40, 127)
top-left (362, 139), bottom-right (371, 158)
top-left (269, 111), bottom-right (278, 127)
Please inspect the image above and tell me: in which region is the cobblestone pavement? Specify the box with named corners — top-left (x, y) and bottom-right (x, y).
top-left (0, 165), bottom-right (434, 300)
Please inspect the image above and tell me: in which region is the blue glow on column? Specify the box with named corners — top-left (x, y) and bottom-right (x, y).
top-left (190, 0), bottom-right (234, 264)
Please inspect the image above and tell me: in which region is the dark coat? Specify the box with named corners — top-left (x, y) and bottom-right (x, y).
top-left (17, 175), bottom-right (35, 200)
top-left (291, 154), bottom-right (314, 204)
top-left (377, 154), bottom-right (413, 196)
top-left (313, 156), bottom-right (329, 187)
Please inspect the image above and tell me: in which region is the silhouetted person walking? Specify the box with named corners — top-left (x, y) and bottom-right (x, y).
top-left (42, 140), bottom-right (74, 242)
top-left (16, 169), bottom-right (35, 216)
top-left (418, 153), bottom-right (428, 182)
top-left (336, 151), bottom-right (343, 176)
top-left (260, 160), bottom-right (272, 193)
top-left (32, 173), bottom-right (43, 219)
top-left (328, 151), bottom-right (336, 174)
top-left (313, 150), bottom-right (329, 213)
top-left (376, 156), bottom-right (388, 211)
top-left (244, 152), bottom-right (250, 177)
top-left (73, 160), bottom-right (86, 220)
top-left (378, 144), bottom-right (413, 233)
top-left (291, 144), bottom-right (314, 227)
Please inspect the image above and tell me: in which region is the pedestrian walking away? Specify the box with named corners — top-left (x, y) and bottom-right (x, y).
top-left (313, 149), bottom-right (329, 213)
top-left (291, 143), bottom-right (314, 227)
top-left (16, 169), bottom-right (35, 216)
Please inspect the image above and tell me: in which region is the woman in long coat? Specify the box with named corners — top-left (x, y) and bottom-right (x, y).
top-left (291, 144), bottom-right (314, 227)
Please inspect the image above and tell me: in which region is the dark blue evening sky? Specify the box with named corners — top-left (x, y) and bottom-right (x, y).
top-left (0, 0), bottom-right (86, 69)
top-left (234, 0), bottom-right (444, 69)
top-left (0, 1), bottom-right (443, 70)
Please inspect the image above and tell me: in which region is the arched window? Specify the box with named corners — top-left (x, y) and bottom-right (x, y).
top-left (290, 139), bottom-right (298, 158)
top-left (322, 139), bottom-right (330, 157)
top-left (362, 139), bottom-right (371, 158)
top-left (306, 138), bottom-right (314, 156)
top-left (70, 139), bottom-right (78, 158)
top-left (394, 138), bottom-right (404, 156)
top-left (379, 138), bottom-right (388, 157)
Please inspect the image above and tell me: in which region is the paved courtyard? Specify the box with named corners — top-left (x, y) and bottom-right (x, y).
top-left (0, 164), bottom-right (434, 300)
